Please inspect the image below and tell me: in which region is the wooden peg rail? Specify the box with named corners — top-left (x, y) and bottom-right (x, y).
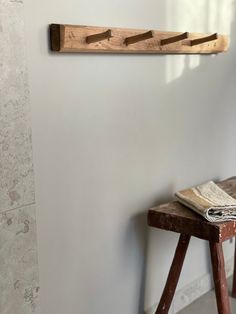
top-left (50, 24), bottom-right (229, 54)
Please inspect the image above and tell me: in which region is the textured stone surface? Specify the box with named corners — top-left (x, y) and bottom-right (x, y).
top-left (0, 205), bottom-right (40, 314)
top-left (0, 0), bottom-right (35, 213)
top-left (0, 0), bottom-right (40, 313)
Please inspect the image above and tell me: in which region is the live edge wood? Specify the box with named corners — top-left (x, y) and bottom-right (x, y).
top-left (148, 177), bottom-right (236, 243)
top-left (50, 24), bottom-right (229, 54)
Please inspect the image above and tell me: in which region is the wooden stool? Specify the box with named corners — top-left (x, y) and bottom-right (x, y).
top-left (148, 177), bottom-right (236, 314)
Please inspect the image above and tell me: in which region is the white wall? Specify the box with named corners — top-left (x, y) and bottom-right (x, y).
top-left (24, 0), bottom-right (236, 313)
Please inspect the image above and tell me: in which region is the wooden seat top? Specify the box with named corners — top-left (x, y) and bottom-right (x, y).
top-left (148, 177), bottom-right (236, 243)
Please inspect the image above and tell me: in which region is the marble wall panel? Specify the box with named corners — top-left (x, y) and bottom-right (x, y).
top-left (0, 0), bottom-right (40, 312)
top-left (0, 0), bottom-right (35, 213)
top-left (0, 205), bottom-right (40, 314)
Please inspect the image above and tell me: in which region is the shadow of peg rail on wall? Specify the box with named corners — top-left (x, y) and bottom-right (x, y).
top-left (50, 24), bottom-right (229, 54)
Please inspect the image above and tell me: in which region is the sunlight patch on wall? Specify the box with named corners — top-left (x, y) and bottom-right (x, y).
top-left (166, 55), bottom-right (186, 85)
top-left (165, 0), bottom-right (234, 84)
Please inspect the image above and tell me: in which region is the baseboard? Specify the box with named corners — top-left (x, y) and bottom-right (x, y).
top-left (173, 257), bottom-right (234, 313)
top-left (145, 257), bottom-right (234, 314)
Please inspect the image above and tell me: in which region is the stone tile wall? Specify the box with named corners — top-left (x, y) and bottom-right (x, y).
top-left (0, 0), bottom-right (40, 313)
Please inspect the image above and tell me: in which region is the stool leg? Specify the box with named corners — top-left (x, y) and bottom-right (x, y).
top-left (232, 238), bottom-right (236, 298)
top-left (155, 234), bottom-right (191, 314)
top-left (210, 242), bottom-right (231, 314)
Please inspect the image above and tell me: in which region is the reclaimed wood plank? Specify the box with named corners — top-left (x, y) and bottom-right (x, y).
top-left (50, 24), bottom-right (228, 54)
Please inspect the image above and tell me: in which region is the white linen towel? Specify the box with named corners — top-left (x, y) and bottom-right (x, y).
top-left (175, 181), bottom-right (236, 222)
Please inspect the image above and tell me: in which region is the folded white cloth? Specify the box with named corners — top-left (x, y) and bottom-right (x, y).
top-left (175, 181), bottom-right (236, 222)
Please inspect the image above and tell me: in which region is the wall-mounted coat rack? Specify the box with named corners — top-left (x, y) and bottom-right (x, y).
top-left (50, 24), bottom-right (228, 54)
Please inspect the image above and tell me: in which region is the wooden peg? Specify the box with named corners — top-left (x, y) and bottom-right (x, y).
top-left (190, 33), bottom-right (218, 46)
top-left (124, 30), bottom-right (153, 46)
top-left (160, 32), bottom-right (189, 46)
top-left (86, 29), bottom-right (112, 44)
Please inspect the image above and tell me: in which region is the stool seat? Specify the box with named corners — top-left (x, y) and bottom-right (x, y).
top-left (148, 177), bottom-right (236, 243)
top-left (147, 177), bottom-right (236, 314)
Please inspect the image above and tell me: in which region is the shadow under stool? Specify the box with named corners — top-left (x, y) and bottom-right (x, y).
top-left (148, 177), bottom-right (236, 314)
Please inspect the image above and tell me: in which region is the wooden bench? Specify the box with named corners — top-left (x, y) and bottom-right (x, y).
top-left (148, 177), bottom-right (236, 314)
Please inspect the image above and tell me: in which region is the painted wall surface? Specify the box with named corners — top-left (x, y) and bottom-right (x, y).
top-left (0, 0), bottom-right (39, 313)
top-left (24, 0), bottom-right (236, 313)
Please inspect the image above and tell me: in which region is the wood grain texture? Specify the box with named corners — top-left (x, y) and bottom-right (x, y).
top-left (155, 234), bottom-right (191, 314)
top-left (210, 242), bottom-right (232, 314)
top-left (50, 24), bottom-right (61, 51)
top-left (49, 24), bottom-right (229, 54)
top-left (148, 177), bottom-right (236, 243)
